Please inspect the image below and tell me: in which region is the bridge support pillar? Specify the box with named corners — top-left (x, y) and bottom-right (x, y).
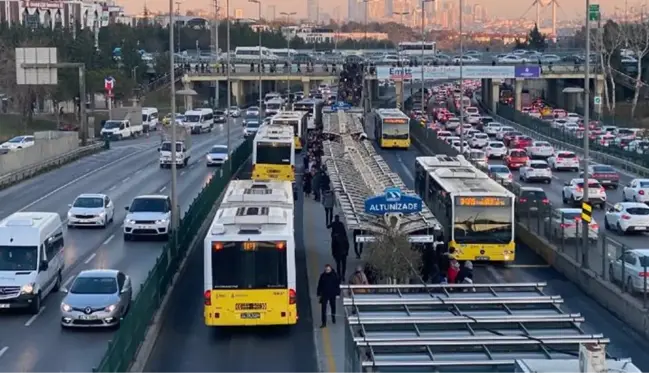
top-left (514, 79), bottom-right (523, 111)
top-left (490, 81), bottom-right (500, 112)
top-left (594, 77), bottom-right (604, 114)
top-left (231, 80), bottom-right (244, 107)
top-left (302, 78), bottom-right (311, 95)
top-left (395, 79), bottom-right (404, 110)
top-left (183, 81), bottom-right (193, 111)
top-left (481, 79), bottom-right (488, 102)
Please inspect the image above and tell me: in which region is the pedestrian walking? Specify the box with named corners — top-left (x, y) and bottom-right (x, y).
top-left (322, 190), bottom-right (334, 225)
top-left (317, 264), bottom-right (340, 328)
top-left (328, 215), bottom-right (349, 279)
top-left (303, 172), bottom-right (312, 196)
top-left (312, 169), bottom-right (322, 201)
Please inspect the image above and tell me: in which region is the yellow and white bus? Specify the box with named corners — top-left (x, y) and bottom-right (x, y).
top-left (203, 180), bottom-right (297, 326)
top-left (414, 155), bottom-right (516, 262)
top-left (293, 98), bottom-right (325, 130)
top-left (252, 125), bottom-right (295, 181)
top-left (270, 111), bottom-right (308, 151)
top-left (374, 108), bottom-right (411, 149)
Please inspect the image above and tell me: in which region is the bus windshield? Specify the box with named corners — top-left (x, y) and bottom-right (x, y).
top-left (211, 241), bottom-right (287, 289)
top-left (382, 123), bottom-right (409, 139)
top-left (256, 143), bottom-right (291, 164)
top-left (453, 205), bottom-right (513, 244)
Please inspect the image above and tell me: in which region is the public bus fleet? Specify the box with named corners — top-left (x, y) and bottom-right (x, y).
top-left (293, 98), bottom-right (325, 130)
top-left (270, 111), bottom-right (308, 151)
top-left (374, 108), bottom-right (411, 149)
top-left (252, 125), bottom-right (296, 182)
top-left (203, 180), bottom-right (297, 326)
top-left (415, 155), bottom-right (516, 263)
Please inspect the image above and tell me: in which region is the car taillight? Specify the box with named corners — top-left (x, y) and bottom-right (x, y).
top-left (639, 272), bottom-right (649, 277)
top-left (542, 199), bottom-right (549, 204)
top-left (576, 187), bottom-right (583, 192)
top-left (289, 289), bottom-right (297, 305)
top-left (622, 214), bottom-right (632, 220)
top-left (641, 190), bottom-right (646, 195)
top-left (519, 198), bottom-right (527, 203)
top-left (593, 173), bottom-right (602, 178)
top-left (560, 223), bottom-right (574, 228)
top-left (600, 187), bottom-right (605, 193)
top-left (204, 290), bottom-right (211, 306)
top-left (590, 223), bottom-right (599, 229)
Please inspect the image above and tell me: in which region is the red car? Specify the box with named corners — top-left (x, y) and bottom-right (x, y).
top-left (503, 131), bottom-right (523, 146)
top-left (505, 149), bottom-right (529, 170)
top-left (510, 135), bottom-right (533, 149)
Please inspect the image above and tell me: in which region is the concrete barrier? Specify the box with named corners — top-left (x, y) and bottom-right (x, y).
top-left (0, 131), bottom-right (78, 175)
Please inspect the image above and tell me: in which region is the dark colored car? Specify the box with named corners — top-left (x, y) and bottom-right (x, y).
top-left (582, 165), bottom-right (620, 189)
top-left (213, 110), bottom-right (226, 124)
top-left (513, 186), bottom-right (550, 217)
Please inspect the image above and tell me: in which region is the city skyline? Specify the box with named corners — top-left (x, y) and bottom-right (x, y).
top-left (128, 0), bottom-right (639, 22)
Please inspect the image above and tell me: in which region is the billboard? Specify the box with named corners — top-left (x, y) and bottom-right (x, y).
top-left (376, 65), bottom-right (516, 80)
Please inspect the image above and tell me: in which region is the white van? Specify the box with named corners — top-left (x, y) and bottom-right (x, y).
top-left (184, 108), bottom-right (214, 134)
top-left (234, 46), bottom-right (279, 61)
top-left (100, 120), bottom-right (142, 140)
top-left (0, 212), bottom-right (65, 314)
top-left (142, 107), bottom-right (159, 132)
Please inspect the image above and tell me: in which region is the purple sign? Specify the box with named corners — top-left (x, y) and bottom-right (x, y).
top-left (515, 66), bottom-right (541, 78)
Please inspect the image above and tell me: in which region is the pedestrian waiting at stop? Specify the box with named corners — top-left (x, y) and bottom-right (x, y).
top-left (322, 190), bottom-right (335, 225)
top-left (317, 264), bottom-right (340, 328)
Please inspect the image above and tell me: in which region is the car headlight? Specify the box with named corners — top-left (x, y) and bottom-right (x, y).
top-left (61, 303), bottom-right (72, 312)
top-left (125, 219), bottom-right (136, 224)
top-left (67, 211), bottom-right (73, 218)
top-left (155, 219), bottom-right (169, 224)
top-left (99, 211), bottom-right (106, 217)
top-left (104, 304), bottom-right (117, 313)
top-left (21, 283), bottom-right (34, 294)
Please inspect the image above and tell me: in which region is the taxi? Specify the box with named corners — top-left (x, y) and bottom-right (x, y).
top-left (505, 149), bottom-right (530, 170)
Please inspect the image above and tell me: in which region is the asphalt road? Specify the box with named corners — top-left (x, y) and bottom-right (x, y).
top-left (0, 120), bottom-right (245, 372)
top-left (144, 162), bottom-right (318, 372)
top-left (376, 140), bottom-right (649, 370)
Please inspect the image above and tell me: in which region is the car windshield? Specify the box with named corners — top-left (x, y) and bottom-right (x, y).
top-left (210, 146), bottom-right (227, 154)
top-left (640, 181), bottom-right (649, 188)
top-left (160, 142), bottom-right (182, 152)
top-left (73, 197), bottom-right (104, 208)
top-left (489, 143), bottom-right (504, 148)
top-left (230, 106), bottom-right (238, 110)
top-left (576, 182), bottom-right (601, 188)
top-left (521, 190), bottom-right (546, 199)
top-left (214, 111), bottom-right (225, 115)
top-left (510, 151), bottom-right (526, 157)
top-left (536, 142), bottom-right (550, 147)
top-left (490, 166), bottom-right (509, 173)
top-left (530, 163), bottom-right (549, 169)
top-left (627, 207), bottom-right (649, 215)
top-left (246, 121), bottom-right (260, 128)
top-left (0, 245), bottom-right (38, 271)
top-left (8, 136), bottom-right (25, 143)
top-left (248, 107), bottom-right (259, 112)
top-left (593, 165), bottom-right (615, 172)
top-left (104, 121), bottom-right (122, 129)
top-left (558, 153), bottom-right (576, 158)
top-left (130, 198), bottom-right (168, 213)
top-left (185, 115), bottom-right (200, 122)
top-left (562, 212), bottom-right (581, 220)
top-left (70, 277), bottom-right (118, 294)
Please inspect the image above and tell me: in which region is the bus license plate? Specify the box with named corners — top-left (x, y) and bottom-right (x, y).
top-left (241, 312), bottom-right (261, 319)
top-left (476, 256), bottom-right (490, 261)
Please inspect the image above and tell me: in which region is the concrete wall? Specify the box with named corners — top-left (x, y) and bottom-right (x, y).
top-left (0, 131), bottom-right (79, 176)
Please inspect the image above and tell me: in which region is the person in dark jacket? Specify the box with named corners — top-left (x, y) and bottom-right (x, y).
top-left (303, 172), bottom-right (312, 196)
top-left (456, 260), bottom-right (474, 284)
top-left (328, 215), bottom-right (349, 278)
top-left (317, 264), bottom-right (340, 328)
top-left (312, 169), bottom-right (322, 201)
top-left (322, 190), bottom-right (335, 225)
top-left (327, 215), bottom-right (347, 240)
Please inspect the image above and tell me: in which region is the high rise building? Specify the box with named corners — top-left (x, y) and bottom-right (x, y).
top-left (307, 0), bottom-right (319, 22)
top-left (473, 4), bottom-right (482, 23)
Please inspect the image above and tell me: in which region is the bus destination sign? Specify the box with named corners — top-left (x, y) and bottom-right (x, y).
top-left (455, 196), bottom-right (510, 207)
top-left (383, 118), bottom-right (409, 124)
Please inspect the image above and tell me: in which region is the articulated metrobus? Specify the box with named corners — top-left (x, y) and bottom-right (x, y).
top-left (252, 125), bottom-right (295, 181)
top-left (414, 155), bottom-right (516, 262)
top-left (203, 180), bottom-right (297, 326)
top-left (374, 108), bottom-right (411, 149)
top-left (293, 98), bottom-right (325, 130)
top-left (270, 111), bottom-right (308, 151)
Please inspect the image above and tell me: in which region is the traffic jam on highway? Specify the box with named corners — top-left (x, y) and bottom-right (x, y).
top-left (412, 80), bottom-right (649, 291)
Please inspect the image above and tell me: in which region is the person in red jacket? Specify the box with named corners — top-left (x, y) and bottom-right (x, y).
top-left (447, 260), bottom-right (460, 284)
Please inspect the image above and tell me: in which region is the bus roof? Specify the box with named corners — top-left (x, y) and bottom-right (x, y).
top-left (375, 108), bottom-right (410, 121)
top-left (416, 155), bottom-right (514, 197)
top-left (221, 180), bottom-right (294, 209)
top-left (253, 125), bottom-right (294, 143)
top-left (208, 205), bottom-right (293, 237)
top-left (271, 111), bottom-right (306, 119)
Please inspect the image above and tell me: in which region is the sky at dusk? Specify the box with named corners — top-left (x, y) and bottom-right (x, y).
top-left (129, 0), bottom-right (641, 21)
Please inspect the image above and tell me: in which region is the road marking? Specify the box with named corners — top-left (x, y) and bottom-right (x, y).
top-left (108, 185), bottom-right (116, 191)
top-left (84, 253), bottom-right (97, 264)
top-left (24, 306), bottom-right (46, 327)
top-left (102, 234), bottom-right (115, 245)
top-left (180, 171), bottom-right (185, 176)
top-left (159, 186), bottom-right (166, 192)
top-left (0, 346), bottom-right (7, 359)
top-left (62, 276), bottom-right (74, 289)
top-left (122, 177), bottom-right (130, 183)
top-left (18, 144), bottom-right (157, 212)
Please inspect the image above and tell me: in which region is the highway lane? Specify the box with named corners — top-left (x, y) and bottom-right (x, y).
top-left (0, 121), bottom-right (245, 372)
top-left (376, 139), bottom-right (649, 370)
top-left (144, 163), bottom-right (318, 372)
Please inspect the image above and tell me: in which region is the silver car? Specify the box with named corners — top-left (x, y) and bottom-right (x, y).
top-left (60, 269), bottom-right (132, 328)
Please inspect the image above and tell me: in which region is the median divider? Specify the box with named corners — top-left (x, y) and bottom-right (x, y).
top-left (410, 120), bottom-right (649, 343)
top-left (0, 142), bottom-right (104, 190)
top-left (92, 138), bottom-right (253, 372)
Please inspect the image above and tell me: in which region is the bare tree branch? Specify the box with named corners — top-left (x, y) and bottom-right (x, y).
top-left (620, 20), bottom-right (649, 118)
top-left (365, 223), bottom-right (422, 283)
top-left (591, 23), bottom-right (625, 115)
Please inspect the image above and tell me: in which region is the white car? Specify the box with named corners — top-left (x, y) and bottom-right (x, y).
top-left (563, 122), bottom-right (579, 132)
top-left (123, 195), bottom-right (172, 241)
top-left (548, 151), bottom-right (580, 172)
top-left (464, 107), bottom-right (479, 116)
top-left (445, 118), bottom-right (461, 131)
top-left (466, 149), bottom-right (488, 166)
top-left (487, 164), bottom-right (513, 184)
top-left (497, 54), bottom-right (525, 63)
top-left (562, 178), bottom-right (607, 208)
top-left (455, 123), bottom-right (473, 136)
top-left (67, 194), bottom-right (115, 228)
top-left (466, 114), bottom-right (482, 125)
top-left (605, 202), bottom-right (649, 234)
top-left (609, 249), bottom-right (649, 293)
top-left (495, 126), bottom-right (515, 140)
top-left (470, 133), bottom-right (490, 148)
top-left (436, 130), bottom-right (452, 141)
top-left (548, 208), bottom-right (599, 240)
top-left (519, 160), bottom-right (552, 184)
top-left (484, 122), bottom-right (503, 136)
top-left (0, 135), bottom-right (35, 151)
top-left (245, 106), bottom-right (261, 117)
top-left (526, 141), bottom-right (555, 158)
top-left (566, 113), bottom-right (581, 122)
top-left (622, 178), bottom-right (649, 203)
top-left (551, 119), bottom-right (569, 129)
top-left (541, 54), bottom-right (561, 63)
top-left (227, 106), bottom-right (241, 117)
top-left (451, 140), bottom-right (470, 153)
top-left (206, 145), bottom-right (229, 166)
top-left (444, 136), bottom-right (460, 145)
top-left (485, 141), bottom-right (507, 158)
top-left (452, 55), bottom-right (480, 63)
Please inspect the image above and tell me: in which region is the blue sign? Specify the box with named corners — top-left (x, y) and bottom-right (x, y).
top-left (331, 101), bottom-right (352, 111)
top-left (515, 66), bottom-right (541, 78)
top-left (364, 187), bottom-right (423, 215)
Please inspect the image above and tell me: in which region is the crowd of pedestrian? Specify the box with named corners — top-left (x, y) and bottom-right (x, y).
top-left (336, 62), bottom-right (365, 106)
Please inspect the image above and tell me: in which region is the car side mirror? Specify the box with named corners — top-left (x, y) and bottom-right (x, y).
top-left (125, 206), bottom-right (129, 211)
top-left (39, 260), bottom-right (48, 272)
top-left (60, 287), bottom-right (68, 293)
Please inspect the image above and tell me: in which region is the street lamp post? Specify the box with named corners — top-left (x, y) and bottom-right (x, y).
top-left (250, 0), bottom-right (262, 124)
top-left (421, 0), bottom-right (434, 117)
top-left (280, 11), bottom-right (296, 105)
top-left (168, 0), bottom-right (179, 241)
top-left (582, 0), bottom-right (592, 266)
top-left (225, 0), bottom-right (232, 172)
top-left (458, 0), bottom-right (465, 154)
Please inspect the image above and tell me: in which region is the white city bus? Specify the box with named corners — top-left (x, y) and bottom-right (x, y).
top-left (414, 155), bottom-right (516, 263)
top-left (270, 111), bottom-right (308, 151)
top-left (398, 41), bottom-right (437, 57)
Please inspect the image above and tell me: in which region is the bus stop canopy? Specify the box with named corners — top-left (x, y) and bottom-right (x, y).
top-left (341, 282), bottom-right (613, 373)
top-left (322, 111), bottom-right (439, 240)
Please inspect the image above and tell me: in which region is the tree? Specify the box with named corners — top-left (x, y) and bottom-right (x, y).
top-left (364, 217), bottom-right (422, 283)
top-left (591, 21), bottom-right (624, 116)
top-left (527, 24), bottom-right (546, 51)
top-left (620, 20), bottom-right (649, 118)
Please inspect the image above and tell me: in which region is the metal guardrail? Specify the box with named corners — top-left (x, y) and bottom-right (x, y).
top-left (475, 97), bottom-right (649, 178)
top-left (0, 142), bottom-right (103, 189)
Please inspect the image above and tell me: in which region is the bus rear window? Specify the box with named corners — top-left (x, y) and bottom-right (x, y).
top-left (256, 143), bottom-right (291, 164)
top-left (211, 241), bottom-right (287, 289)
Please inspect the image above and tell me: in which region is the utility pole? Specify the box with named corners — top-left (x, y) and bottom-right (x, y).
top-left (249, 0), bottom-right (262, 124)
top-left (459, 0), bottom-right (465, 154)
top-left (582, 0), bottom-right (592, 267)
top-left (169, 0), bottom-right (179, 240)
top-left (213, 0), bottom-right (220, 107)
top-left (175, 1), bottom-right (181, 53)
top-left (421, 0), bottom-right (434, 117)
top-left (281, 11), bottom-right (297, 105)
top-left (226, 0), bottom-right (232, 173)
